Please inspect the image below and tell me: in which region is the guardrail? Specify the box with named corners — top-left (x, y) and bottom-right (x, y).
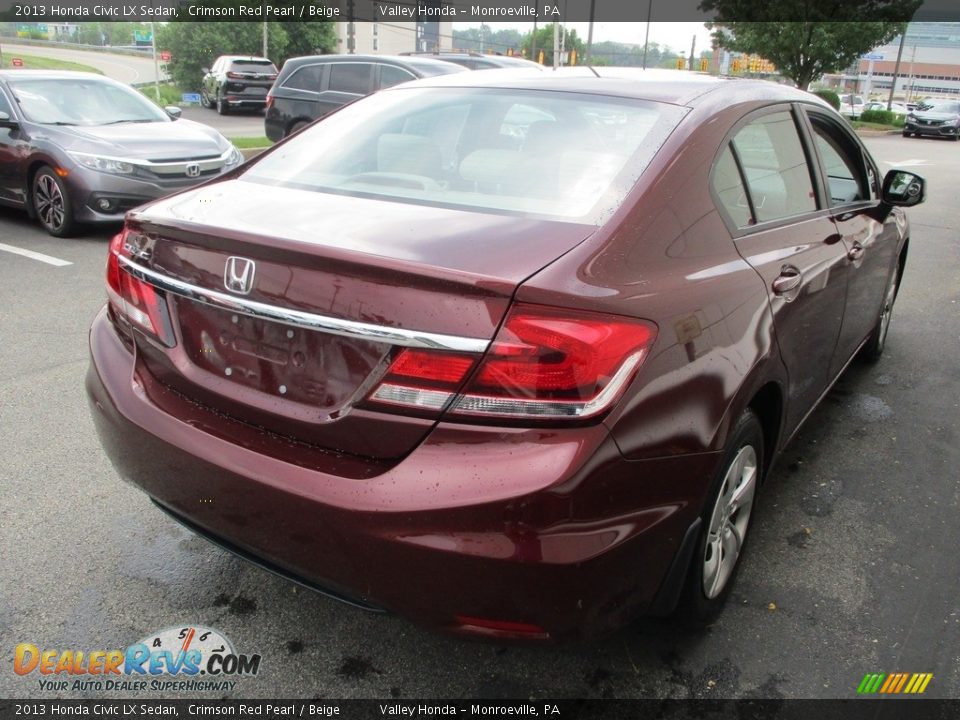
top-left (0, 36), bottom-right (154, 59)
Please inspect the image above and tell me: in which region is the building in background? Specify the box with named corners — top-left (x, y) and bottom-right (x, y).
top-left (334, 21), bottom-right (453, 55)
top-left (839, 22), bottom-right (960, 101)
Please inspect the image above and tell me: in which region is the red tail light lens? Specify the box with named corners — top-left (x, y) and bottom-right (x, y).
top-left (367, 304), bottom-right (656, 421)
top-left (226, 71), bottom-right (243, 79)
top-left (105, 228), bottom-right (176, 347)
top-left (265, 94), bottom-right (274, 109)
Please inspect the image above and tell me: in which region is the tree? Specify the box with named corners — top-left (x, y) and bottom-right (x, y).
top-left (521, 26), bottom-right (584, 65)
top-left (700, 0), bottom-right (922, 89)
top-left (157, 9), bottom-right (335, 91)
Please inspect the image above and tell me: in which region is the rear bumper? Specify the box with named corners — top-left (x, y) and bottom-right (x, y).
top-left (86, 307), bottom-right (719, 639)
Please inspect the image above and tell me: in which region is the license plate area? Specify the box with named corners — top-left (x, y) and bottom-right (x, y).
top-left (175, 298), bottom-right (389, 411)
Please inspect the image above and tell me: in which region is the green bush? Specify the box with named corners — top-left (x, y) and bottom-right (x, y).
top-left (813, 89), bottom-right (840, 110)
top-left (860, 109), bottom-right (895, 125)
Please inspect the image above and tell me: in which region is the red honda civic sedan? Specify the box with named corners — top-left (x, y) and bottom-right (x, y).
top-left (87, 69), bottom-right (925, 640)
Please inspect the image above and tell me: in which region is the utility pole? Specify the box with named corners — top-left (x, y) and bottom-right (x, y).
top-left (531, 19), bottom-right (538, 63)
top-left (262, 0), bottom-right (268, 58)
top-left (553, 20), bottom-right (559, 69)
top-left (642, 0), bottom-right (652, 69)
top-left (585, 0), bottom-right (595, 64)
top-left (689, 34), bottom-right (696, 71)
top-left (150, 21), bottom-right (160, 103)
top-left (887, 27), bottom-right (908, 109)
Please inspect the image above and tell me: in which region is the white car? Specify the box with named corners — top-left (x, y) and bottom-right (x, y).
top-left (839, 94), bottom-right (866, 118)
top-left (863, 101), bottom-right (909, 117)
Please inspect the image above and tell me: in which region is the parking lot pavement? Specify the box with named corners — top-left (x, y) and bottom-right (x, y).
top-left (180, 106), bottom-right (267, 139)
top-left (0, 135), bottom-right (958, 700)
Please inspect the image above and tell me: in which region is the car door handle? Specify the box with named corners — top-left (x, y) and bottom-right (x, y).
top-left (848, 241), bottom-right (865, 261)
top-left (772, 267), bottom-right (802, 295)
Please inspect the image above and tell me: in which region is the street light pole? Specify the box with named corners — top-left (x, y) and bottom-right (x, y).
top-left (887, 26), bottom-right (907, 110)
top-left (150, 21), bottom-right (160, 103)
top-left (642, 0), bottom-right (653, 69)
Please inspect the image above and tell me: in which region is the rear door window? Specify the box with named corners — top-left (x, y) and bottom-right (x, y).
top-left (711, 145), bottom-right (753, 228)
top-left (806, 113), bottom-right (872, 205)
top-left (731, 111), bottom-right (817, 223)
top-left (328, 63), bottom-right (373, 95)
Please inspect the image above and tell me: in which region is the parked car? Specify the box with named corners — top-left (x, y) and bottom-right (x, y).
top-left (88, 68), bottom-right (925, 640)
top-left (400, 51), bottom-right (544, 70)
top-left (201, 56), bottom-right (278, 114)
top-left (0, 70), bottom-right (243, 237)
top-left (838, 93), bottom-right (866, 118)
top-left (264, 54), bottom-right (466, 142)
top-left (863, 100), bottom-right (909, 117)
top-left (903, 99), bottom-right (960, 140)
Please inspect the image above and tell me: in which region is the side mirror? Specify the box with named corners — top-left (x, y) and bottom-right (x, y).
top-left (0, 110), bottom-right (18, 127)
top-left (164, 106), bottom-right (182, 120)
top-left (201, 67), bottom-right (210, 75)
top-left (882, 169), bottom-right (926, 207)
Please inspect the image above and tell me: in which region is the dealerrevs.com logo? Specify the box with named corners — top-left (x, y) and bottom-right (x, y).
top-left (14, 625), bottom-right (261, 693)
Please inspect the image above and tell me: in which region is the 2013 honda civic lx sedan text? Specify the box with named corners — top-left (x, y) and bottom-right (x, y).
top-left (86, 69), bottom-right (925, 640)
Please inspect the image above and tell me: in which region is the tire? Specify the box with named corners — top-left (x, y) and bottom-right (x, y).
top-left (861, 266), bottom-right (900, 362)
top-left (33, 167), bottom-right (76, 238)
top-left (287, 120), bottom-right (309, 137)
top-left (216, 92), bottom-right (229, 115)
top-left (902, 131), bottom-right (911, 137)
top-left (678, 409), bottom-right (764, 624)
top-left (200, 89), bottom-right (213, 109)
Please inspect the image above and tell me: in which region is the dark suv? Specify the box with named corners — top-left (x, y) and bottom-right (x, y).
top-left (201, 56), bottom-right (278, 115)
top-left (401, 51), bottom-right (544, 71)
top-left (264, 54), bottom-right (465, 142)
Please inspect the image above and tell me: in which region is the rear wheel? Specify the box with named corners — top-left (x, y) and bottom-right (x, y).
top-left (287, 120), bottom-right (309, 137)
top-left (902, 131), bottom-right (912, 137)
top-left (861, 267), bottom-right (899, 362)
top-left (33, 167), bottom-right (76, 238)
top-left (679, 409), bottom-right (763, 623)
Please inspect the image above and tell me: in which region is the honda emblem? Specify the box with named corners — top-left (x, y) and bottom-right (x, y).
top-left (185, 163), bottom-right (201, 178)
top-left (224, 257), bottom-right (256, 295)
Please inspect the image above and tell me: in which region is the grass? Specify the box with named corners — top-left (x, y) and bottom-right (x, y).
top-left (231, 136), bottom-right (273, 149)
top-left (138, 83), bottom-right (186, 107)
top-left (851, 120), bottom-right (903, 132)
top-left (2, 54), bottom-right (102, 73)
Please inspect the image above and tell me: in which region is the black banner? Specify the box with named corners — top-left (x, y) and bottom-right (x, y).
top-left (1, 0), bottom-right (959, 23)
top-left (2, 700), bottom-right (960, 720)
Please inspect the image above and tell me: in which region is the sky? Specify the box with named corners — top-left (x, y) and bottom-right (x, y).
top-left (456, 21), bottom-right (714, 55)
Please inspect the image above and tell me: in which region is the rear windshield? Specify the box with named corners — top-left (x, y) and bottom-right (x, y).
top-left (242, 87), bottom-right (685, 223)
top-left (229, 60), bottom-right (277, 73)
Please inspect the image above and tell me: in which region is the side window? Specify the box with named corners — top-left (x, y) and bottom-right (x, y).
top-left (807, 114), bottom-right (871, 205)
top-left (731, 111), bottom-right (817, 223)
top-left (378, 65), bottom-right (416, 90)
top-left (328, 63), bottom-right (372, 95)
top-left (283, 64), bottom-right (324, 92)
top-left (711, 145), bottom-right (753, 228)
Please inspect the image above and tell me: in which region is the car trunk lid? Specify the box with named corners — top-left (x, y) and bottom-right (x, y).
top-left (120, 180), bottom-right (595, 460)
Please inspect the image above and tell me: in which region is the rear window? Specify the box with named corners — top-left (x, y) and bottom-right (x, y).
top-left (229, 60), bottom-right (277, 73)
top-left (328, 63), bottom-right (372, 94)
top-left (404, 60), bottom-right (467, 77)
top-left (242, 87), bottom-right (686, 223)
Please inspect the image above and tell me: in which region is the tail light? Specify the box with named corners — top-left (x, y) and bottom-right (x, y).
top-left (265, 94), bottom-right (274, 110)
top-left (226, 71), bottom-right (243, 79)
top-left (106, 228), bottom-right (176, 347)
top-left (367, 304), bottom-right (656, 422)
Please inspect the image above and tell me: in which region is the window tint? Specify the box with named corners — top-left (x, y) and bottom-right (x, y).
top-left (808, 115), bottom-right (869, 205)
top-left (328, 63), bottom-right (372, 94)
top-left (731, 111), bottom-right (816, 223)
top-left (283, 64), bottom-right (324, 92)
top-left (712, 145), bottom-right (753, 228)
top-left (229, 60), bottom-right (277, 73)
top-left (379, 65), bottom-right (416, 89)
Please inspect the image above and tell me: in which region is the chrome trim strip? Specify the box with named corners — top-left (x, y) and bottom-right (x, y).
top-left (119, 256), bottom-right (490, 353)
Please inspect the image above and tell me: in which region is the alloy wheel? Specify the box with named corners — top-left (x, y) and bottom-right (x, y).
top-left (703, 445), bottom-right (757, 599)
top-left (876, 272), bottom-right (898, 352)
top-left (35, 174), bottom-right (66, 233)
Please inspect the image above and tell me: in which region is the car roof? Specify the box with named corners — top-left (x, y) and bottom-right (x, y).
top-left (219, 56), bottom-right (273, 62)
top-left (0, 70), bottom-right (113, 82)
top-left (397, 67), bottom-right (817, 107)
top-left (284, 54), bottom-right (460, 68)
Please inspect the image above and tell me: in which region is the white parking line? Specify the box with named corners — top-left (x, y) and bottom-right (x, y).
top-left (0, 242), bottom-right (73, 267)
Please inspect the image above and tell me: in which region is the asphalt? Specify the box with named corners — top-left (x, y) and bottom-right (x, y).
top-left (0, 135), bottom-right (957, 701)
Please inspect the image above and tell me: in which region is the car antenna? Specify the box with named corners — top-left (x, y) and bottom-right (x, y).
top-left (586, 65), bottom-right (600, 78)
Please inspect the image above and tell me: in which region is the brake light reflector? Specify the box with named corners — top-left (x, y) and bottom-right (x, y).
top-left (367, 304), bottom-right (656, 421)
top-left (105, 228), bottom-right (176, 347)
